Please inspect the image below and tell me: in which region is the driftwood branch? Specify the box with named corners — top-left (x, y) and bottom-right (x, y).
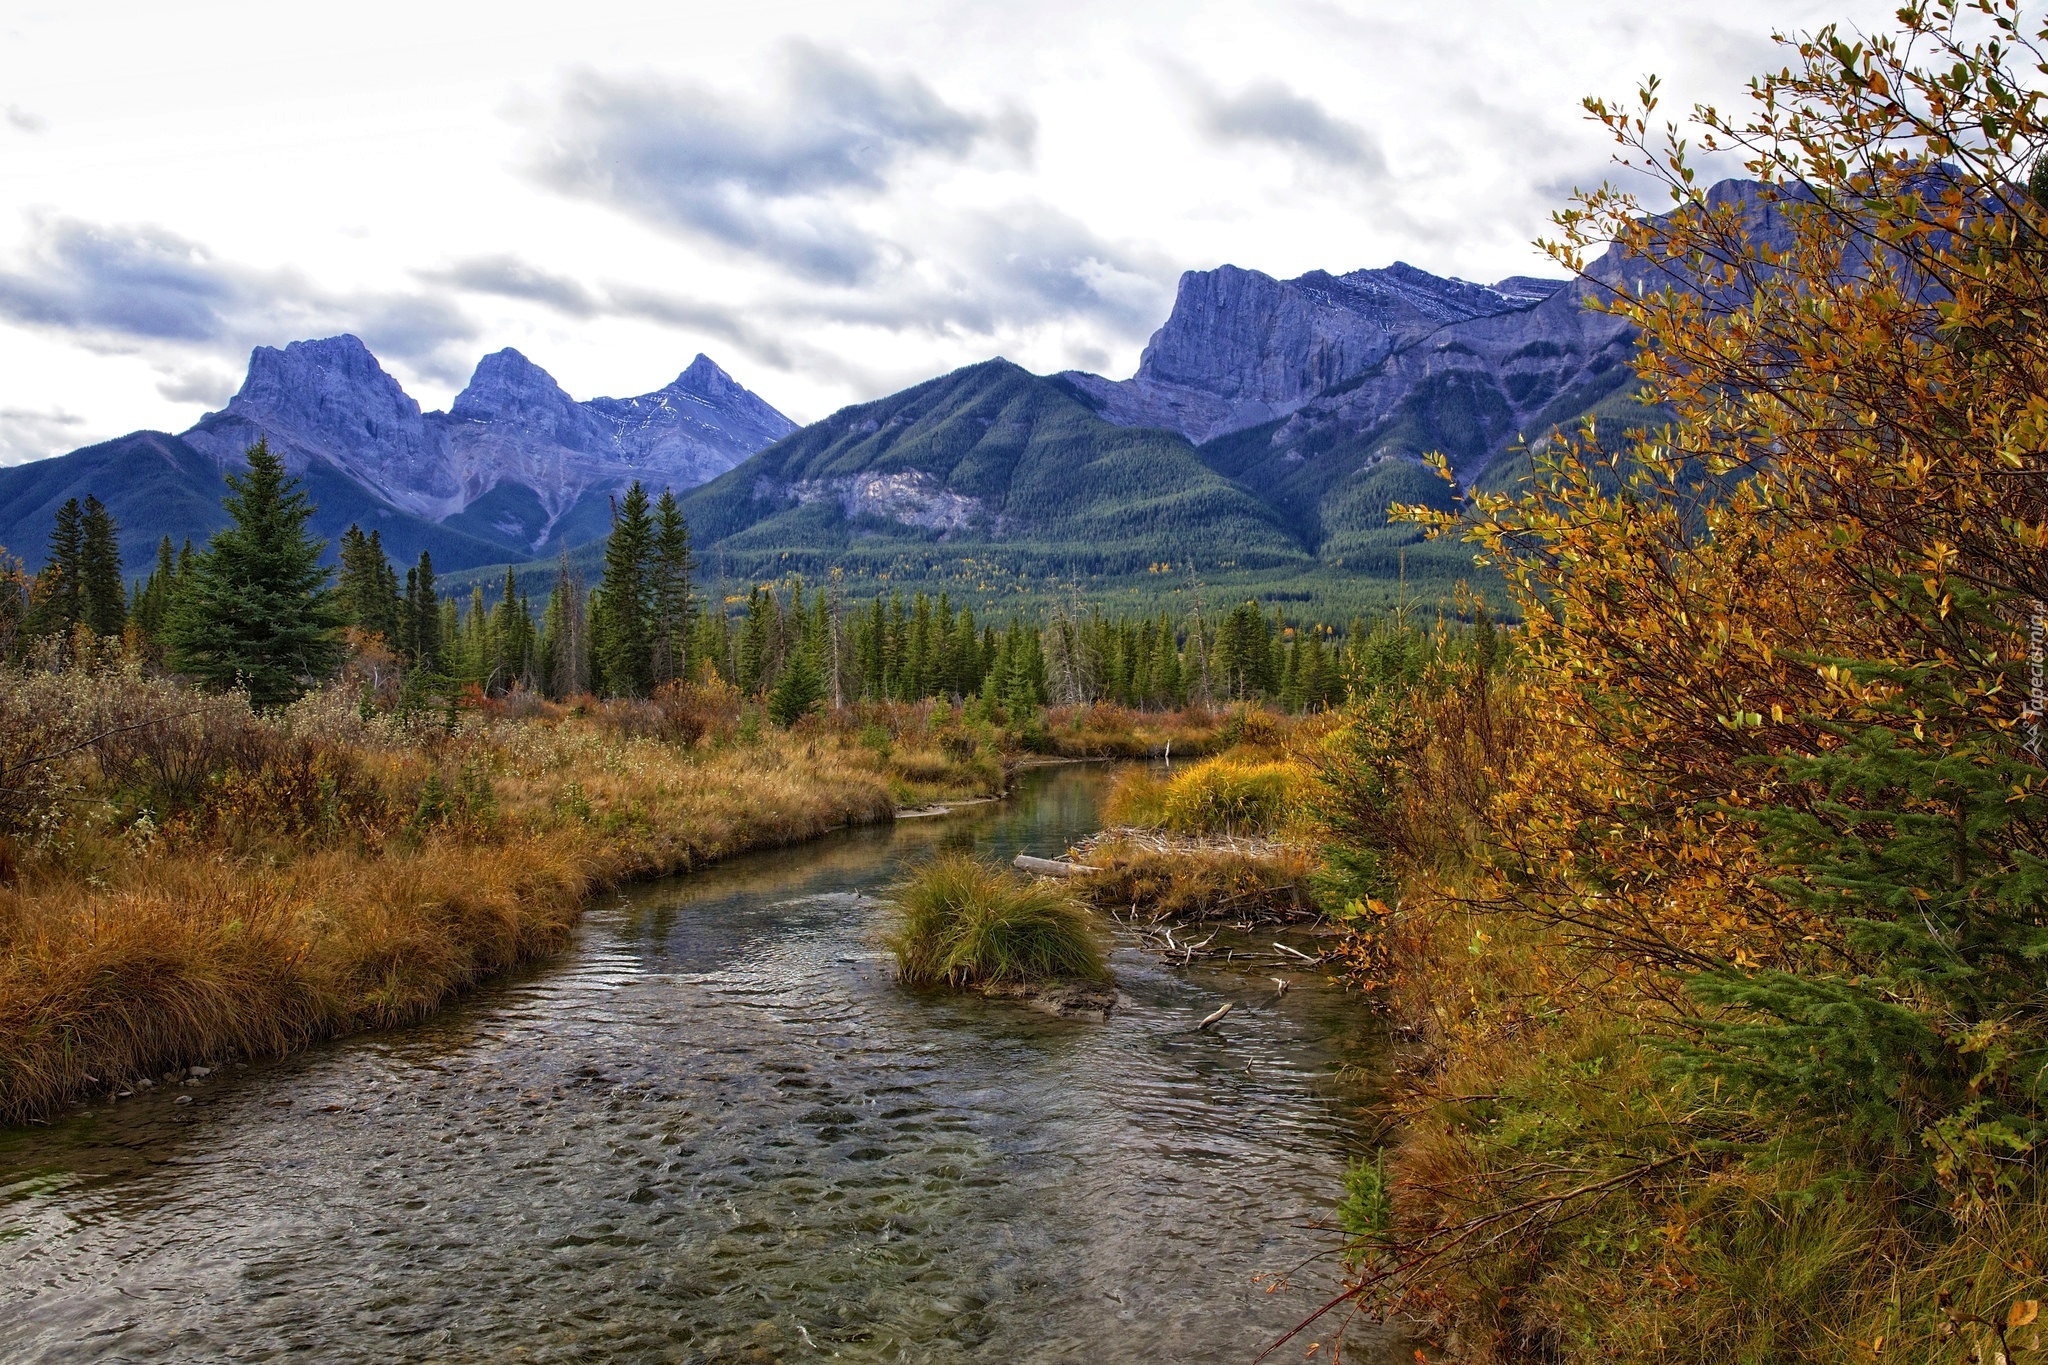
top-left (1013, 853), bottom-right (1090, 878)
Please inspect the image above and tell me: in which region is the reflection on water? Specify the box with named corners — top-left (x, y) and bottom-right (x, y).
top-left (0, 765), bottom-right (1399, 1363)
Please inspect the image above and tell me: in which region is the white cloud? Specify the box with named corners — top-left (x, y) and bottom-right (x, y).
top-left (0, 406), bottom-right (87, 466)
top-left (0, 0), bottom-right (1907, 461)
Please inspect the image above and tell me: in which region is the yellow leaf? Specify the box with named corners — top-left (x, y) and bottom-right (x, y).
top-left (2009, 1299), bottom-right (2039, 1328)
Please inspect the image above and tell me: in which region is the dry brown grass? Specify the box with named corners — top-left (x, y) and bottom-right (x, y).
top-left (1044, 702), bottom-right (1232, 759)
top-left (0, 669), bottom-right (986, 1124)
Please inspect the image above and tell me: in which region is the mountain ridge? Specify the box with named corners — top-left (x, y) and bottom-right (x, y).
top-left (0, 339), bottom-right (796, 573)
top-left (1, 178), bottom-right (1788, 614)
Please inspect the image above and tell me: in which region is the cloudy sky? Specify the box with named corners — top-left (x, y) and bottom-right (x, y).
top-left (0, 0), bottom-right (1899, 464)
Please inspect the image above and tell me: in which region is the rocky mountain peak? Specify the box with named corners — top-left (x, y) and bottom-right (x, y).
top-left (672, 353), bottom-right (741, 399)
top-left (446, 347), bottom-right (611, 454)
top-left (450, 348), bottom-right (573, 422)
top-left (226, 334), bottom-right (421, 429)
top-left (183, 333), bottom-right (458, 516)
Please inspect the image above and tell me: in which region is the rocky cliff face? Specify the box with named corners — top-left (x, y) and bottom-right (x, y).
top-left (1060, 262), bottom-right (1569, 444)
top-left (183, 335), bottom-right (462, 518)
top-left (180, 338), bottom-right (796, 554)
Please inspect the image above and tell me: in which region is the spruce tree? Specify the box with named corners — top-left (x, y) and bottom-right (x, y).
top-left (400, 552), bottom-right (440, 672)
top-left (79, 495), bottom-right (125, 637)
top-left (691, 597), bottom-right (732, 685)
top-left (738, 587), bottom-right (772, 694)
top-left (861, 595), bottom-right (887, 699)
top-left (132, 535), bottom-right (178, 643)
top-left (768, 610), bottom-right (825, 725)
top-left (595, 481), bottom-right (654, 696)
top-left (336, 524), bottom-right (400, 642)
top-left (540, 554), bottom-right (589, 698)
top-left (650, 489), bottom-right (694, 689)
top-left (27, 497), bottom-right (84, 640)
top-left (166, 438), bottom-right (342, 707)
top-left (1153, 615), bottom-right (1183, 706)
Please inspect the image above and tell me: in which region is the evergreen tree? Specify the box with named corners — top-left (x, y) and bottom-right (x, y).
top-left (400, 551), bottom-right (440, 672)
top-left (768, 607), bottom-right (825, 725)
top-left (1214, 601), bottom-right (1271, 700)
top-left (166, 438), bottom-right (342, 707)
top-left (489, 569), bottom-right (535, 693)
top-left (595, 481), bottom-right (655, 696)
top-left (540, 554), bottom-right (589, 698)
top-left (27, 497), bottom-right (84, 640)
top-left (1297, 626), bottom-right (1332, 711)
top-left (691, 598), bottom-right (733, 684)
top-left (79, 495), bottom-right (124, 637)
top-left (132, 535), bottom-right (178, 643)
top-left (738, 587), bottom-right (773, 694)
top-left (336, 525), bottom-right (400, 641)
top-left (859, 595), bottom-right (887, 699)
top-left (649, 489), bottom-right (695, 689)
top-left (1152, 614), bottom-right (1183, 707)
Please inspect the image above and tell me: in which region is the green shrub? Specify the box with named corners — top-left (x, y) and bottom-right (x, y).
top-left (885, 852), bottom-right (1108, 987)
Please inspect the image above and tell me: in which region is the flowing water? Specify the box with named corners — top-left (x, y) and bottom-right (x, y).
top-left (0, 765), bottom-right (1399, 1363)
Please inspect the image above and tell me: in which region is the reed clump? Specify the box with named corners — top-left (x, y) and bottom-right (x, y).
top-left (885, 853), bottom-right (1108, 988)
top-left (1106, 754), bottom-right (1305, 837)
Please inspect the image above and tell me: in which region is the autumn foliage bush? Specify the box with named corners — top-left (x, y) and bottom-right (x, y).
top-left (1311, 6), bottom-right (2048, 1360)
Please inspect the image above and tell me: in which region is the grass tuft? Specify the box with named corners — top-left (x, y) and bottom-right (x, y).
top-left (885, 852), bottom-right (1109, 988)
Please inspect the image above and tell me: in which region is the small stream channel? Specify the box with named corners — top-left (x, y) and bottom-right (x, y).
top-left (0, 765), bottom-right (1401, 1363)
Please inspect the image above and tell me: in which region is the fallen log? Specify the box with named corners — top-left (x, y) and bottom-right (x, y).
top-left (1014, 854), bottom-right (1090, 878)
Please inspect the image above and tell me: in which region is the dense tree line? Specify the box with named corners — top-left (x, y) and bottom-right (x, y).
top-left (0, 452), bottom-right (1501, 717)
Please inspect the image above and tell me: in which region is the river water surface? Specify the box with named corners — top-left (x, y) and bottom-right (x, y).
top-left (1, 765), bottom-right (1396, 1363)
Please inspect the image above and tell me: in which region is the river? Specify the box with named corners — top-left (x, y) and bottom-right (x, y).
top-left (0, 764), bottom-right (1399, 1363)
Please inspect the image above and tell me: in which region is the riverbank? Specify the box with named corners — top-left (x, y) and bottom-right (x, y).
top-left (0, 763), bottom-right (1391, 1363)
top-left (0, 669), bottom-right (1236, 1125)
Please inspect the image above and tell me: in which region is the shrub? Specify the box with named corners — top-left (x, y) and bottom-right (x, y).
top-left (1157, 755), bottom-right (1303, 836)
top-left (885, 853), bottom-right (1108, 988)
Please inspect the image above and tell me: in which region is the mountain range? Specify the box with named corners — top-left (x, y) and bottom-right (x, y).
top-left (0, 180), bottom-right (1781, 611)
top-left (0, 340), bottom-right (795, 575)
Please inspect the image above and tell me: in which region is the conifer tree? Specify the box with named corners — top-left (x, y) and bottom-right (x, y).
top-left (400, 551), bottom-right (440, 672)
top-left (1153, 614), bottom-right (1183, 706)
top-left (27, 497), bottom-right (84, 640)
top-left (336, 525), bottom-right (400, 641)
top-left (595, 481), bottom-right (655, 696)
top-left (489, 569), bottom-right (535, 693)
top-left (859, 595), bottom-right (887, 699)
top-left (132, 535), bottom-right (178, 643)
top-left (691, 598), bottom-right (732, 684)
top-left (539, 554), bottom-right (589, 698)
top-left (166, 438), bottom-right (342, 707)
top-left (738, 587), bottom-right (772, 694)
top-left (649, 489), bottom-right (694, 689)
top-left (768, 604), bottom-right (825, 725)
top-left (79, 495), bottom-right (124, 637)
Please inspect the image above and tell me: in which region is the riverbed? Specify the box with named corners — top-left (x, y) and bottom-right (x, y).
top-left (0, 765), bottom-right (1398, 1363)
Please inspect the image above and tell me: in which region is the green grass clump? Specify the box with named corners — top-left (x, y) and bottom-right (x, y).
top-left (885, 853), bottom-right (1109, 988)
